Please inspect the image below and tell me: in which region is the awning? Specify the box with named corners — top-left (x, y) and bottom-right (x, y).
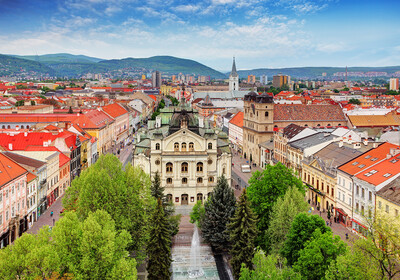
top-left (335, 208), bottom-right (348, 217)
top-left (304, 182), bottom-right (326, 197)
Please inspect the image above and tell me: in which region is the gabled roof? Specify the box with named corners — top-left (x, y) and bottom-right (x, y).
top-left (338, 142), bottom-right (398, 176)
top-left (283, 124), bottom-right (306, 139)
top-left (0, 153), bottom-right (28, 187)
top-left (102, 103), bottom-right (128, 119)
top-left (72, 109), bottom-right (114, 129)
top-left (348, 114), bottom-right (400, 127)
top-left (27, 171), bottom-right (37, 183)
top-left (274, 104), bottom-right (347, 122)
top-left (377, 178), bottom-right (400, 206)
top-left (229, 112), bottom-right (244, 128)
top-left (1, 151), bottom-right (46, 169)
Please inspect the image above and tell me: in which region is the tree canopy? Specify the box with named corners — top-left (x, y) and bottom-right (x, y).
top-left (247, 162), bottom-right (304, 249)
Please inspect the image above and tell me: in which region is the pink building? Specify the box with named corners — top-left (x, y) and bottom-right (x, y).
top-left (0, 153), bottom-right (28, 248)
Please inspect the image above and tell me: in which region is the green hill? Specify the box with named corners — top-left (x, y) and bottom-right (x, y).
top-left (0, 54), bottom-right (55, 76)
top-left (14, 53), bottom-right (103, 64)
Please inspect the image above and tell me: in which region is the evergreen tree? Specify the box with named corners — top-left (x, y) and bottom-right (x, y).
top-left (151, 171), bottom-right (164, 200)
top-left (228, 189), bottom-right (258, 279)
top-left (146, 199), bottom-right (172, 280)
top-left (201, 175), bottom-right (237, 252)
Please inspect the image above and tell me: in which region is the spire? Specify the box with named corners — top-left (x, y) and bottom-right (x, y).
top-left (230, 57), bottom-right (238, 78)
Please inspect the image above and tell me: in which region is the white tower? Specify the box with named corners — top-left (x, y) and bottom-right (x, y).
top-left (229, 57), bottom-right (239, 92)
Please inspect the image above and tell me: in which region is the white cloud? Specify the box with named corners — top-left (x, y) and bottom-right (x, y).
top-left (175, 4), bottom-right (201, 13)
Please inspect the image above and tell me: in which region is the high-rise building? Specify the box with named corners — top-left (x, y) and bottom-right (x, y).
top-left (247, 75), bottom-right (256, 84)
top-left (229, 57), bottom-right (239, 92)
top-left (142, 74), bottom-right (146, 80)
top-left (272, 74), bottom-right (290, 88)
top-left (260, 75), bottom-right (268, 85)
top-left (390, 78), bottom-right (399, 91)
top-left (152, 71), bottom-right (161, 88)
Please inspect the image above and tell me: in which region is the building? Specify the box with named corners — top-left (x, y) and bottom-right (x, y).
top-left (26, 172), bottom-right (38, 229)
top-left (152, 71), bottom-right (161, 88)
top-left (390, 78), bottom-right (399, 91)
top-left (260, 75), bottom-right (267, 85)
top-left (229, 58), bottom-right (239, 92)
top-left (102, 103), bottom-right (129, 146)
top-left (376, 177), bottom-right (400, 220)
top-left (0, 153), bottom-right (28, 248)
top-left (134, 102), bottom-right (232, 206)
top-left (247, 75), bottom-right (256, 84)
top-left (228, 112), bottom-right (244, 153)
top-left (272, 74), bottom-right (290, 88)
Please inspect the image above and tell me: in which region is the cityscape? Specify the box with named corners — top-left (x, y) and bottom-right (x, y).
top-left (1, 0), bottom-right (400, 279)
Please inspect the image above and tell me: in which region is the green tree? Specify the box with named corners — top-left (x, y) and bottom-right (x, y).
top-left (281, 213), bottom-right (331, 266)
top-left (31, 100), bottom-right (36, 105)
top-left (247, 162), bottom-right (304, 249)
top-left (228, 189), bottom-right (258, 279)
top-left (63, 154), bottom-right (154, 260)
top-left (348, 98), bottom-right (361, 105)
top-left (239, 250), bottom-right (301, 280)
top-left (52, 210), bottom-right (137, 280)
top-left (201, 175), bottom-right (237, 252)
top-left (147, 199), bottom-right (172, 280)
top-left (190, 200), bottom-right (205, 226)
top-left (293, 229), bottom-right (347, 280)
top-left (333, 89), bottom-right (339, 93)
top-left (151, 171), bottom-right (164, 199)
top-left (267, 186), bottom-right (309, 254)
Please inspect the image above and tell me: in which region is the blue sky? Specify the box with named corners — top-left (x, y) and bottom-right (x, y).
top-left (0, 0), bottom-right (399, 71)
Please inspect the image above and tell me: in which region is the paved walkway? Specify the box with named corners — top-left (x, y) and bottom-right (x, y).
top-left (27, 194), bottom-right (64, 234)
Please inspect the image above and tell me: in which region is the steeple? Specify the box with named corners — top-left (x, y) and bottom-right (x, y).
top-left (230, 57), bottom-right (238, 78)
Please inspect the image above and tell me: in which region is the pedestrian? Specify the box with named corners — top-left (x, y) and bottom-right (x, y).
top-left (53, 218), bottom-right (55, 226)
top-left (326, 221), bottom-right (329, 226)
top-left (50, 211), bottom-right (53, 217)
top-left (345, 233), bottom-right (349, 240)
top-left (330, 219), bottom-right (332, 226)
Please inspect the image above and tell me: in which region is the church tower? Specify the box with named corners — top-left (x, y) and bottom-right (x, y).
top-left (229, 57), bottom-right (239, 92)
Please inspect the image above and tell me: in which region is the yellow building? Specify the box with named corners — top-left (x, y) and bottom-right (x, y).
top-left (376, 177), bottom-right (400, 220)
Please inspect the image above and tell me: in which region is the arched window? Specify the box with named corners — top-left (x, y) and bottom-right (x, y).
top-left (181, 142), bottom-right (187, 151)
top-left (1, 125), bottom-right (4, 129)
top-left (182, 177), bottom-right (188, 184)
top-left (208, 176), bottom-right (214, 183)
top-left (317, 124), bottom-right (320, 127)
top-left (208, 143), bottom-right (212, 149)
top-left (166, 162), bottom-right (173, 173)
top-left (197, 177), bottom-right (203, 184)
top-left (156, 143), bottom-right (160, 150)
top-left (189, 142), bottom-right (194, 151)
top-left (223, 167), bottom-right (226, 174)
top-left (338, 123), bottom-right (342, 126)
top-left (197, 193), bottom-right (203, 201)
top-left (7, 125), bottom-right (10, 129)
top-left (21, 125), bottom-right (24, 129)
top-left (167, 194), bottom-right (172, 202)
top-left (26, 125), bottom-right (29, 129)
top-left (166, 178), bottom-right (172, 184)
top-left (181, 162), bottom-right (188, 173)
top-left (265, 111), bottom-right (269, 117)
top-left (304, 124), bottom-right (308, 127)
top-left (196, 162), bottom-right (203, 172)
top-left (174, 142), bottom-right (179, 151)
top-left (327, 124), bottom-right (331, 127)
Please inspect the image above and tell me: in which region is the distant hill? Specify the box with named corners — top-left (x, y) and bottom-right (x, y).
top-left (0, 54), bottom-right (55, 76)
top-left (5, 53), bottom-right (226, 78)
top-left (236, 66), bottom-right (400, 79)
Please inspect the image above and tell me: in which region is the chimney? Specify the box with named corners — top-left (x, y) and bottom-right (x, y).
top-left (137, 134), bottom-right (141, 143)
top-left (8, 143), bottom-right (12, 150)
top-left (339, 141), bottom-right (343, 147)
top-left (373, 142), bottom-right (379, 148)
top-left (387, 153), bottom-right (392, 159)
top-left (24, 132), bottom-right (27, 137)
top-left (43, 141), bottom-right (48, 147)
top-left (353, 143), bottom-right (361, 149)
top-left (363, 138), bottom-right (368, 146)
top-left (199, 117), bottom-right (204, 128)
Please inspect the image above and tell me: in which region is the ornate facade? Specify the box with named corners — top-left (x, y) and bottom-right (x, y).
top-left (134, 103), bottom-right (232, 205)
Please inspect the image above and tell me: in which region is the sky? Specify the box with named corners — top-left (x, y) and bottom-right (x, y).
top-left (0, 0), bottom-right (399, 71)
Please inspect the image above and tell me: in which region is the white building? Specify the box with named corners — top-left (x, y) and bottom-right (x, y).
top-left (228, 112), bottom-right (244, 153)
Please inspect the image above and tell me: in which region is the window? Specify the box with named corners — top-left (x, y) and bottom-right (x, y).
top-left (174, 142), bottom-right (179, 151)
top-left (182, 177), bottom-right (188, 184)
top-left (342, 193), bottom-right (345, 202)
top-left (383, 173), bottom-right (392, 177)
top-left (181, 162), bottom-right (188, 173)
top-left (197, 177), bottom-right (203, 184)
top-left (356, 185), bottom-right (359, 196)
top-left (166, 162), bottom-right (173, 173)
top-left (223, 167), bottom-right (226, 174)
top-left (365, 155), bottom-right (371, 159)
top-left (348, 198), bottom-right (352, 206)
top-left (208, 176), bottom-right (214, 183)
top-left (208, 143), bottom-right (212, 149)
top-left (265, 112), bottom-right (269, 117)
top-left (352, 161), bottom-right (359, 166)
top-left (396, 209), bottom-right (399, 217)
top-left (189, 142), bottom-right (194, 151)
top-left (0, 214), bottom-right (2, 225)
top-left (156, 143), bottom-right (160, 150)
top-left (386, 205), bottom-right (390, 213)
top-left (196, 162), bottom-right (203, 172)
top-left (166, 178), bottom-right (172, 184)
top-left (361, 205), bottom-right (364, 215)
top-left (0, 193), bottom-right (2, 203)
top-left (181, 142), bottom-right (187, 151)
top-left (12, 185), bottom-right (14, 195)
top-left (390, 159), bottom-right (398, 163)
top-left (378, 201), bottom-right (382, 209)
top-left (369, 191), bottom-right (372, 201)
top-left (338, 177), bottom-right (341, 185)
top-left (362, 188), bottom-right (365, 199)
top-left (358, 164), bottom-right (365, 168)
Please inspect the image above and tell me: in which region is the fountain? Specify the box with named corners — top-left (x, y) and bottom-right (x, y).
top-left (187, 226), bottom-right (204, 278)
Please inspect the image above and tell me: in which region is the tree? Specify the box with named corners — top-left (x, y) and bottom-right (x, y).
top-left (239, 250), bottom-right (301, 280)
top-left (151, 171), bottom-right (164, 199)
top-left (348, 98), bottom-right (361, 105)
top-left (267, 186), bottom-right (309, 254)
top-left (293, 229), bottom-right (347, 280)
top-left (63, 154), bottom-right (154, 261)
top-left (228, 189), bottom-right (258, 279)
top-left (281, 213), bottom-right (331, 266)
top-left (52, 210), bottom-right (137, 280)
top-left (31, 100), bottom-right (36, 105)
top-left (247, 162), bottom-right (304, 249)
top-left (190, 200), bottom-right (205, 226)
top-left (147, 199), bottom-right (172, 280)
top-left (201, 175), bottom-right (237, 252)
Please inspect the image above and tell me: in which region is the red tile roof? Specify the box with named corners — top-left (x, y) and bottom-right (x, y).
top-left (0, 114), bottom-right (79, 124)
top-left (27, 172), bottom-right (37, 182)
top-left (102, 103), bottom-right (128, 119)
top-left (0, 153), bottom-right (28, 187)
top-left (274, 104), bottom-right (347, 122)
top-left (72, 109), bottom-right (114, 129)
top-left (229, 112), bottom-right (244, 128)
top-left (23, 146), bottom-right (70, 167)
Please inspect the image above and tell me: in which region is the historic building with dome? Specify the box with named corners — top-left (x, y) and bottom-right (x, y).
top-left (134, 101), bottom-right (232, 205)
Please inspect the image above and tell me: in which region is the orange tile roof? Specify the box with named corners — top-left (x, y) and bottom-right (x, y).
top-left (0, 153), bottom-right (28, 186)
top-left (27, 171), bottom-right (37, 182)
top-left (229, 112), bottom-right (244, 128)
top-left (101, 103), bottom-right (128, 119)
top-left (338, 142), bottom-right (398, 175)
top-left (348, 114), bottom-right (400, 127)
top-left (72, 109), bottom-right (114, 129)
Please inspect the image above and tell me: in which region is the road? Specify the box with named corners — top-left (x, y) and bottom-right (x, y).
top-left (231, 154), bottom-right (263, 192)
